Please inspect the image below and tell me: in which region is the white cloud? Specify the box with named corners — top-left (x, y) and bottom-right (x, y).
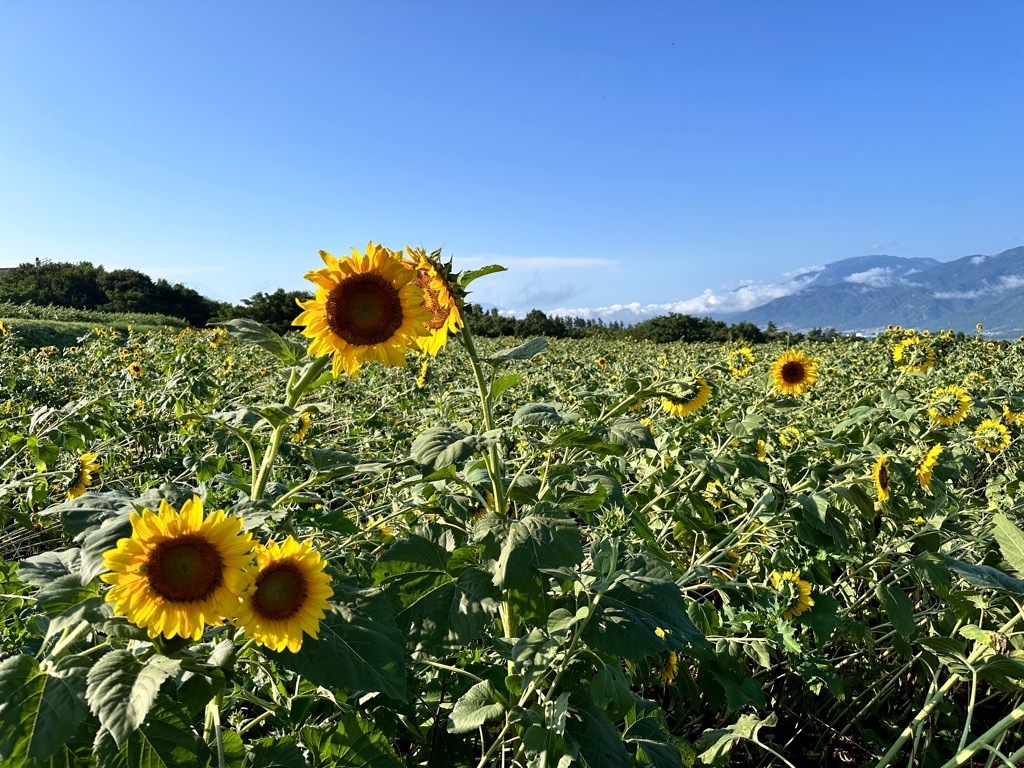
top-left (933, 275), bottom-right (1024, 300)
top-left (844, 267), bottom-right (895, 288)
top-left (971, 255), bottom-right (987, 264)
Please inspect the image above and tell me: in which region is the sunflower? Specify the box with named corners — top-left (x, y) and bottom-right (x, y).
top-left (67, 452), bottom-right (101, 500)
top-left (975, 419), bottom-right (1011, 453)
top-left (963, 372), bottom-right (987, 390)
top-left (1003, 404), bottom-right (1024, 425)
top-left (771, 571), bottom-right (814, 620)
top-left (293, 243), bottom-right (432, 377)
top-left (917, 445), bottom-right (943, 489)
top-left (0, 320), bottom-right (8, 336)
top-left (234, 536), bottom-right (333, 653)
top-left (661, 376), bottom-right (712, 417)
top-left (726, 347), bottom-right (754, 377)
top-left (778, 426), bottom-right (801, 447)
top-left (210, 327), bottom-right (228, 347)
top-left (290, 412), bottom-right (313, 443)
top-left (416, 357), bottom-right (430, 389)
top-left (702, 479), bottom-right (728, 509)
top-left (404, 247), bottom-right (463, 356)
top-left (127, 362), bottom-right (143, 376)
top-left (596, 356), bottom-right (608, 368)
top-left (100, 497), bottom-right (253, 640)
top-left (872, 455), bottom-right (890, 503)
top-left (892, 337), bottom-right (934, 372)
top-left (927, 385), bottom-right (972, 426)
top-left (770, 350), bottom-right (818, 396)
top-left (660, 651), bottom-right (679, 685)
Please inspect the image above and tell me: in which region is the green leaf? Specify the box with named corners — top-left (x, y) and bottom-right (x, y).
top-left (591, 665), bottom-right (636, 720)
top-left (604, 418), bottom-right (656, 450)
top-left (217, 318), bottom-right (306, 364)
top-left (252, 403), bottom-right (299, 429)
top-left (876, 583), bottom-right (916, 638)
top-left (269, 584), bottom-right (407, 701)
top-left (696, 713), bottom-right (776, 767)
top-left (513, 403), bottom-right (579, 429)
top-left (511, 628), bottom-right (560, 687)
top-left (79, 512), bottom-right (133, 584)
top-left (301, 713), bottom-right (404, 766)
top-left (53, 491), bottom-right (135, 541)
top-left (447, 680), bottom-right (506, 734)
top-left (306, 448), bottom-right (359, 473)
top-left (248, 737), bottom-right (307, 768)
top-left (86, 650), bottom-right (181, 748)
top-left (458, 264), bottom-right (506, 288)
top-left (375, 536), bottom-right (499, 654)
top-left (490, 373), bottom-right (522, 401)
top-left (993, 513), bottom-right (1024, 575)
top-left (494, 510), bottom-right (584, 591)
top-left (945, 557), bottom-right (1024, 594)
top-left (410, 426), bottom-right (501, 472)
top-left (0, 654), bottom-right (88, 763)
top-left (486, 337), bottom-right (549, 363)
top-left (18, 548), bottom-right (81, 586)
top-left (583, 575), bottom-right (705, 661)
top-left (93, 696), bottom-right (202, 768)
top-left (34, 574), bottom-right (99, 616)
top-left (566, 688), bottom-right (629, 768)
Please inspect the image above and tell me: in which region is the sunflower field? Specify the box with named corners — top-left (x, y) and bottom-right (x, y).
top-left (3, 247), bottom-right (1024, 768)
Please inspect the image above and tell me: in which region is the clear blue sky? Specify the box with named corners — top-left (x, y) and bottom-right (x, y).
top-left (1, 2), bottom-right (1021, 316)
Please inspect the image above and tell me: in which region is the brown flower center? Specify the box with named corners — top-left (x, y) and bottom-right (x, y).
top-left (145, 534), bottom-right (224, 603)
top-left (780, 361), bottom-right (808, 384)
top-left (325, 274), bottom-right (404, 345)
top-left (252, 561), bottom-right (308, 620)
top-left (413, 268), bottom-right (451, 332)
top-left (878, 462), bottom-right (889, 490)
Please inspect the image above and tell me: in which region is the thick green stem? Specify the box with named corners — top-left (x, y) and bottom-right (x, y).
top-left (458, 324), bottom-right (507, 518)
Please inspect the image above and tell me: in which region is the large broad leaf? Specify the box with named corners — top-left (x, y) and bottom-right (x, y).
top-left (18, 548), bottom-right (82, 586)
top-left (34, 574), bottom-right (99, 617)
top-left (993, 513), bottom-right (1024, 575)
top-left (52, 491), bottom-right (135, 541)
top-left (248, 737), bottom-right (307, 768)
top-left (583, 576), bottom-right (706, 660)
top-left (458, 263), bottom-right (506, 289)
top-left (86, 650), bottom-right (182, 748)
top-left (93, 696), bottom-right (202, 768)
top-left (447, 680), bottom-right (506, 734)
top-left (485, 337), bottom-right (548, 363)
top-left (565, 688), bottom-right (629, 768)
top-left (410, 426), bottom-right (501, 472)
top-left (623, 706), bottom-right (683, 768)
top-left (945, 557), bottom-right (1024, 594)
top-left (876, 583), bottom-right (916, 639)
top-left (494, 511), bottom-right (584, 591)
top-left (513, 403), bottom-right (578, 429)
top-left (79, 512), bottom-right (134, 584)
top-left (269, 584), bottom-right (407, 701)
top-left (602, 418), bottom-right (656, 451)
top-left (375, 535), bottom-right (499, 654)
top-left (216, 318), bottom-right (307, 364)
top-left (0, 655), bottom-right (88, 763)
top-left (697, 713), bottom-right (776, 767)
top-left (301, 713), bottom-right (405, 767)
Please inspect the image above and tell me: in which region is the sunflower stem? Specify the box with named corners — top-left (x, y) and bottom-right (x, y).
top-left (251, 356), bottom-right (331, 502)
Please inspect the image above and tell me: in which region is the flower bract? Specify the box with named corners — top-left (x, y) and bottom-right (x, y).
top-left (67, 452), bottom-right (101, 500)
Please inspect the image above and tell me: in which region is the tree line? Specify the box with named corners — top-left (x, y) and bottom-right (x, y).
top-left (0, 259), bottom-right (848, 343)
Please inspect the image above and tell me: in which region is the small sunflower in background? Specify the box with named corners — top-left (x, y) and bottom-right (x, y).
top-left (872, 455), bottom-right (891, 503)
top-left (404, 247), bottom-right (463, 356)
top-left (771, 570), bottom-right (815, 620)
top-left (293, 243), bottom-right (432, 378)
top-left (127, 362), bottom-right (143, 376)
top-left (927, 385), bottom-right (972, 426)
top-left (702, 479), bottom-right (729, 509)
top-left (0, 320), bottom-right (9, 336)
top-left (726, 346), bottom-right (754, 377)
top-left (770, 350), bottom-right (818, 396)
top-left (661, 375), bottom-right (712, 417)
top-left (290, 412), bottom-right (313, 443)
top-left (101, 497), bottom-right (254, 640)
top-left (916, 445), bottom-right (943, 489)
top-left (67, 452), bottom-right (101, 500)
top-left (975, 419), bottom-right (1011, 453)
top-left (210, 327), bottom-right (228, 347)
top-left (892, 336), bottom-right (934, 372)
top-left (234, 536), bottom-right (334, 653)
top-left (596, 356), bottom-right (608, 368)
top-left (416, 357), bottom-right (430, 389)
top-left (778, 426), bottom-right (801, 447)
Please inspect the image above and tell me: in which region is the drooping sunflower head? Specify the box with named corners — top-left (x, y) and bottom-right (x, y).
top-left (67, 452), bottom-right (101, 500)
top-left (100, 497), bottom-right (254, 640)
top-left (0, 320), bottom-right (8, 337)
top-left (892, 336), bottom-right (934, 372)
top-left (293, 243), bottom-right (433, 377)
top-left (927, 385), bottom-right (972, 426)
top-left (778, 426), bottom-right (801, 448)
top-left (403, 247), bottom-right (463, 356)
top-left (416, 357), bottom-right (430, 389)
top-left (234, 536), bottom-right (334, 654)
top-left (917, 444), bottom-right (943, 489)
top-left (210, 327), bottom-right (228, 347)
top-left (770, 350), bottom-right (818, 396)
top-left (975, 419), bottom-right (1011, 454)
top-left (770, 570), bottom-right (814, 620)
top-left (290, 412), bottom-right (313, 443)
top-left (726, 346), bottom-right (754, 377)
top-left (872, 455), bottom-right (891, 503)
top-left (702, 479), bottom-right (729, 509)
top-left (661, 375), bottom-right (713, 418)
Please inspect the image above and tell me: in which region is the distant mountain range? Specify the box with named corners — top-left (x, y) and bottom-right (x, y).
top-left (723, 246), bottom-right (1024, 336)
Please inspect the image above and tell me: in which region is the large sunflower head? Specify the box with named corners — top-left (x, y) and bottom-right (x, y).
top-left (661, 375), bottom-right (712, 417)
top-left (770, 570), bottom-right (815, 620)
top-left (975, 419), bottom-right (1011, 454)
top-left (872, 455), bottom-right (891, 503)
top-left (100, 497), bottom-right (254, 640)
top-left (234, 536), bottom-right (334, 653)
top-left (403, 247), bottom-right (463, 356)
top-left (726, 346), bottom-right (754, 377)
top-left (293, 243), bottom-right (433, 377)
top-left (67, 452), bottom-right (101, 500)
top-left (927, 385), bottom-right (972, 426)
top-left (770, 350), bottom-right (818, 396)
